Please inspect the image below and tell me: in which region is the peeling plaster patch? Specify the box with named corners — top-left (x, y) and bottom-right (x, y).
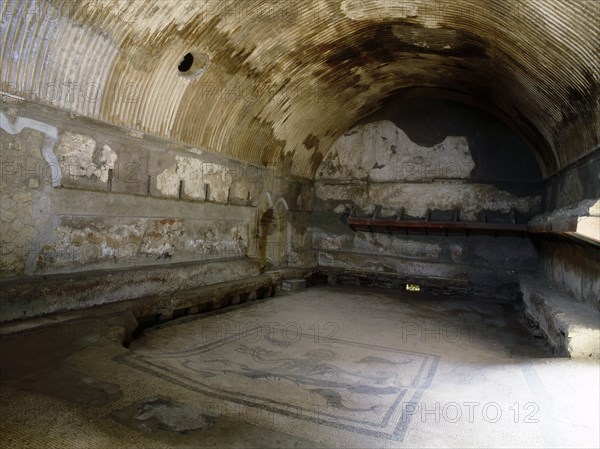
top-left (0, 111), bottom-right (61, 186)
top-left (319, 120), bottom-right (474, 181)
top-left (316, 182), bottom-right (541, 221)
top-left (140, 219), bottom-right (185, 260)
top-left (156, 156), bottom-right (233, 202)
top-left (529, 199), bottom-right (600, 231)
top-left (194, 160), bottom-right (234, 203)
top-left (99, 145), bottom-right (118, 182)
top-left (35, 216), bottom-right (248, 271)
top-left (176, 156), bottom-right (206, 200)
top-left (342, 0), bottom-right (419, 20)
top-left (320, 235), bottom-right (345, 251)
top-left (37, 222), bottom-right (144, 270)
top-left (341, 0), bottom-right (441, 27)
top-left (156, 164), bottom-right (180, 197)
top-left (367, 183), bottom-right (540, 221)
top-left (352, 232), bottom-right (443, 260)
top-left (392, 25), bottom-right (458, 50)
top-left (90, 1), bottom-right (208, 36)
top-left (184, 226), bottom-right (247, 258)
top-left (355, 232), bottom-right (390, 253)
top-left (55, 132), bottom-right (117, 184)
top-left (333, 203), bottom-right (353, 214)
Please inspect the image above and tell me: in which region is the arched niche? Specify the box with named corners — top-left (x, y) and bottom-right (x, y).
top-left (249, 193), bottom-right (290, 272)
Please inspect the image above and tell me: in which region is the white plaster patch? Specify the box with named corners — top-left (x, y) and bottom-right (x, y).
top-left (156, 156), bottom-right (233, 201)
top-left (100, 241), bottom-right (117, 258)
top-left (99, 144), bottom-right (118, 182)
top-left (176, 156), bottom-right (206, 199)
top-left (55, 132), bottom-right (117, 183)
top-left (341, 0), bottom-right (440, 27)
top-left (89, 1), bottom-right (208, 36)
top-left (367, 183), bottom-right (541, 221)
top-left (320, 120), bottom-right (475, 182)
top-left (0, 111), bottom-right (61, 186)
top-left (317, 181), bottom-right (542, 221)
top-left (342, 0), bottom-right (418, 20)
top-left (334, 203), bottom-right (353, 214)
top-left (156, 164), bottom-right (180, 197)
top-left (392, 26), bottom-right (458, 49)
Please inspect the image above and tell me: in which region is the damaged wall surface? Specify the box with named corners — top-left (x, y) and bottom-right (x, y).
top-left (313, 98), bottom-right (545, 299)
top-left (0, 104), bottom-right (315, 282)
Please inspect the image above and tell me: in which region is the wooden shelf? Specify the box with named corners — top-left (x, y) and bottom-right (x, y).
top-left (346, 207), bottom-right (527, 236)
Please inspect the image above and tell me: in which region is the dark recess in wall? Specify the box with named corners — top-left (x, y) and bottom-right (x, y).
top-left (362, 97), bottom-right (543, 197)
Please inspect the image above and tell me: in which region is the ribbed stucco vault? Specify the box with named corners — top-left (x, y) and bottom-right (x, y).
top-left (1, 0), bottom-right (598, 178)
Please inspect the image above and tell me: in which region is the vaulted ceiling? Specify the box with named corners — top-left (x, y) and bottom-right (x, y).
top-left (2, 0), bottom-right (598, 178)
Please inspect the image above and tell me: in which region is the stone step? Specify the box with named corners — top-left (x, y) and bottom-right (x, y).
top-left (281, 279), bottom-right (307, 292)
top-left (520, 275), bottom-right (600, 358)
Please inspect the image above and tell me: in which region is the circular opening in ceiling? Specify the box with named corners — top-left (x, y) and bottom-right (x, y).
top-left (178, 53), bottom-right (194, 73)
top-left (177, 51), bottom-right (210, 79)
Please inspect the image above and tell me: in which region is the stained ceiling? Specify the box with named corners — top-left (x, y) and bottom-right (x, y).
top-left (1, 0), bottom-right (598, 178)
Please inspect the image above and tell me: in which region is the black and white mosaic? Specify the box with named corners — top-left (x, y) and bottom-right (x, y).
top-left (115, 326), bottom-right (439, 441)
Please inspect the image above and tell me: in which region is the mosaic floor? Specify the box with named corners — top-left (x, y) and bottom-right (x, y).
top-left (1, 286), bottom-right (598, 448)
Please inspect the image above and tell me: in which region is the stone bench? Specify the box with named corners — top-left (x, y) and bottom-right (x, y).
top-left (520, 275), bottom-right (600, 358)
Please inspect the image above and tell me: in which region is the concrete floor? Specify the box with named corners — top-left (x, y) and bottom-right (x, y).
top-left (1, 286), bottom-right (598, 448)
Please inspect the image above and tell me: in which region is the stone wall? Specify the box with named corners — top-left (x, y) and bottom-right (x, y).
top-left (2, 97), bottom-right (595, 318)
top-left (532, 238), bottom-right (600, 311)
top-left (531, 149), bottom-right (599, 310)
top-left (313, 98), bottom-right (543, 300)
top-left (0, 103), bottom-right (315, 279)
top-left (543, 151), bottom-right (599, 212)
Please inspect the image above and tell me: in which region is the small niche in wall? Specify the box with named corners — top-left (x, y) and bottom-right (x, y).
top-left (107, 169), bottom-right (114, 192)
top-left (178, 180), bottom-right (184, 199)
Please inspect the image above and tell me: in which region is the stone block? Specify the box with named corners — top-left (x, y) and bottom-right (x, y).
top-left (281, 279), bottom-right (307, 291)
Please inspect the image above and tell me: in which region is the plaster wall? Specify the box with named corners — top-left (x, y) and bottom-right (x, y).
top-left (1, 103), bottom-right (315, 280)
